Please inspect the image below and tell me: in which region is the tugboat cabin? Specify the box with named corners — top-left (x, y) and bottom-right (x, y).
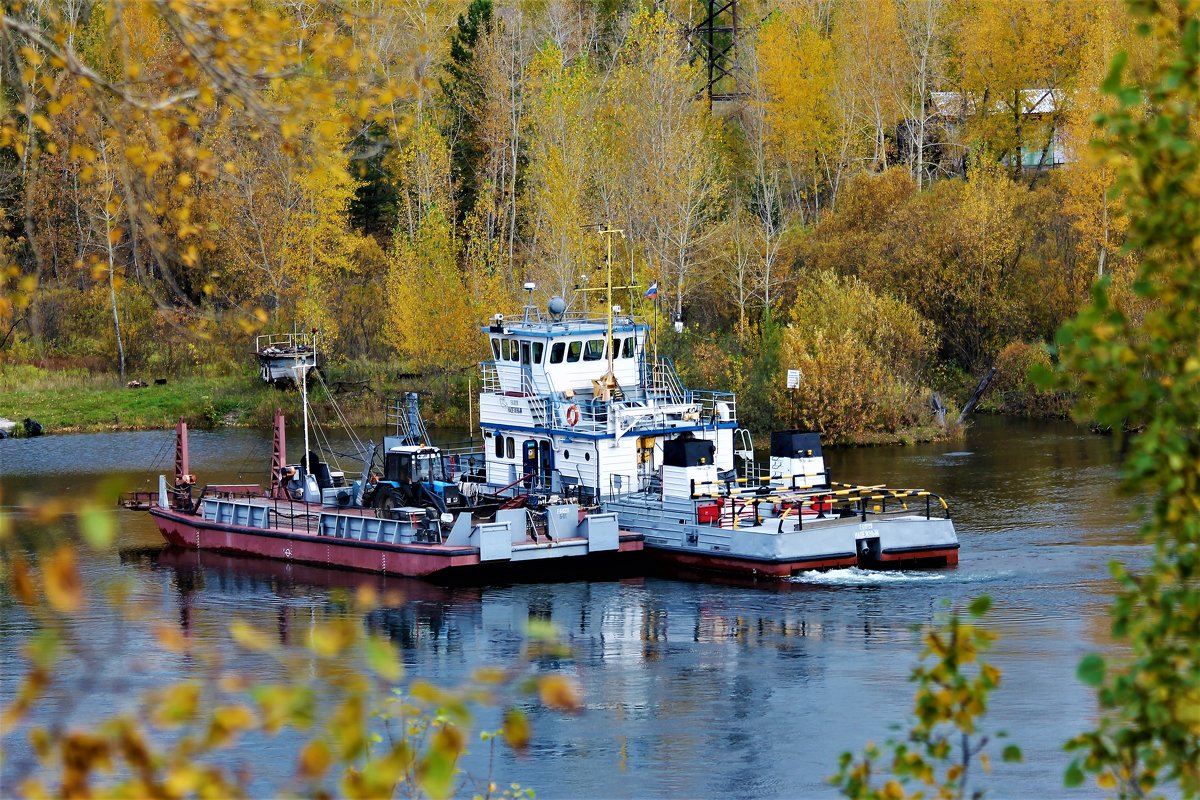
top-left (478, 291), bottom-right (738, 502)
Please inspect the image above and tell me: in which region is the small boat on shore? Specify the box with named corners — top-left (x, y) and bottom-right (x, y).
top-left (255, 331), bottom-right (318, 388)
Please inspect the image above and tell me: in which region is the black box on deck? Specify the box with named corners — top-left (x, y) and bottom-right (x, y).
top-left (770, 430), bottom-right (823, 459)
top-left (662, 437), bottom-right (717, 467)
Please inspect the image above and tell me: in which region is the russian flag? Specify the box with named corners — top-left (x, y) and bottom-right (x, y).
top-left (644, 282), bottom-right (658, 300)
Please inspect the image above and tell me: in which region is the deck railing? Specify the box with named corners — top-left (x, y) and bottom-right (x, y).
top-left (641, 357), bottom-right (687, 403)
top-left (255, 332), bottom-right (316, 354)
top-left (194, 486), bottom-right (394, 537)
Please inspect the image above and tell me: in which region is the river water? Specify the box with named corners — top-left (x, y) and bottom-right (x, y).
top-left (0, 416), bottom-right (1140, 798)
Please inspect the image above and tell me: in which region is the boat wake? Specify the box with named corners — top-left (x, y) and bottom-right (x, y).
top-left (789, 567), bottom-right (1014, 586)
top-left (788, 568), bottom-right (949, 586)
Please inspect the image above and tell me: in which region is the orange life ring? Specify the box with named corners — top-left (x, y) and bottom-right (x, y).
top-left (566, 404), bottom-right (580, 426)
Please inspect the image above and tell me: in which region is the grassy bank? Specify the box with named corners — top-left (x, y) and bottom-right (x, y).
top-left (0, 362), bottom-right (477, 435)
top-left (0, 364), bottom-right (260, 433)
top-left (1, 361), bottom-right (961, 446)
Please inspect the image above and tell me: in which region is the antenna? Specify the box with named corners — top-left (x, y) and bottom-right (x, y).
top-left (577, 225), bottom-right (630, 402)
top-left (522, 282), bottom-right (537, 324)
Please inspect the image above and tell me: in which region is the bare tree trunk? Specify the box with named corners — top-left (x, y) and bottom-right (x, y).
top-left (956, 367), bottom-right (997, 425)
top-left (1098, 190), bottom-right (1109, 279)
top-left (105, 217), bottom-right (126, 383)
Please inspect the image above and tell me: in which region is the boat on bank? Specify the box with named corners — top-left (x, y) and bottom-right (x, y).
top-left (255, 331), bottom-right (319, 388)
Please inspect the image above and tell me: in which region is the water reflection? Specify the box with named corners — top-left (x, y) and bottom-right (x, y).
top-left (1, 416), bottom-right (1143, 797)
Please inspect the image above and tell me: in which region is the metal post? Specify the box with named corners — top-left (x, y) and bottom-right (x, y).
top-left (270, 409), bottom-right (286, 498)
top-left (174, 417), bottom-right (191, 511)
top-left (706, 0), bottom-right (714, 110)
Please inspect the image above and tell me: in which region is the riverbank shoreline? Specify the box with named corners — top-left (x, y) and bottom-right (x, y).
top-left (1, 363), bottom-right (964, 446)
top-left (0, 362), bottom-right (475, 436)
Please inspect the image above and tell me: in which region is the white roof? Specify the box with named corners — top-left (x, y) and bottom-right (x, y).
top-left (931, 88), bottom-right (1060, 117)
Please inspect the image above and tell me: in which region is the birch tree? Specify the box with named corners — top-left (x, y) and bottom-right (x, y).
top-left (522, 45), bottom-right (599, 295)
top-left (606, 8), bottom-right (725, 323)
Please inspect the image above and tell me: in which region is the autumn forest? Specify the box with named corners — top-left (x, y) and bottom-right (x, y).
top-left (0, 0), bottom-right (1160, 438)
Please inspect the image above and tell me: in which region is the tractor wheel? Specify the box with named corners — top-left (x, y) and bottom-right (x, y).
top-left (376, 488), bottom-right (399, 519)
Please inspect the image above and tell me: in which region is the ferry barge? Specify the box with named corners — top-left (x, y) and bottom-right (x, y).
top-left (473, 245), bottom-right (958, 578)
top-left (135, 405), bottom-right (641, 580)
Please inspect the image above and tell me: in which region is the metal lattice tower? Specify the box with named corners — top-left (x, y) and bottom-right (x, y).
top-left (692, 0), bottom-right (741, 105)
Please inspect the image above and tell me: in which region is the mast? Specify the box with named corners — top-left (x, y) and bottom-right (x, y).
top-left (605, 230), bottom-right (617, 378)
top-left (579, 226), bottom-right (630, 402)
top-left (297, 363), bottom-right (311, 479)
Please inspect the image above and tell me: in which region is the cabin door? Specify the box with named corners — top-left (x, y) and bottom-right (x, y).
top-left (522, 440), bottom-right (539, 488)
top-left (637, 436), bottom-right (656, 489)
top-left (538, 440), bottom-right (554, 488)
top-left (521, 439), bottom-right (555, 489)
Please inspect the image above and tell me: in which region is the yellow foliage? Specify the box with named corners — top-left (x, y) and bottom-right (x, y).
top-left (42, 547), bottom-right (84, 614)
top-left (203, 108), bottom-right (362, 341)
top-left (775, 269), bottom-right (935, 440)
top-left (756, 9), bottom-right (836, 169)
top-left (522, 45), bottom-right (600, 295)
top-left (384, 205), bottom-right (489, 377)
top-left (391, 118), bottom-right (455, 239)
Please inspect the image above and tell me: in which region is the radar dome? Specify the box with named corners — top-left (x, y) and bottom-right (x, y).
top-left (548, 296), bottom-right (567, 319)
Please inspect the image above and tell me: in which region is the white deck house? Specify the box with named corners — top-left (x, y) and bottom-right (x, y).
top-left (477, 300), bottom-right (738, 501)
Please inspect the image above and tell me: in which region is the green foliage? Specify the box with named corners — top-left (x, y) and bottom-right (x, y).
top-left (831, 596), bottom-right (1019, 800)
top-left (1046, 1), bottom-right (1200, 795)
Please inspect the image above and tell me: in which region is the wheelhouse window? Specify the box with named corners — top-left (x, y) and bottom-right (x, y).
top-left (622, 336), bottom-right (636, 358)
top-left (583, 339), bottom-right (604, 361)
top-left (491, 337), bottom-right (500, 360)
top-left (532, 342), bottom-right (544, 364)
top-left (508, 339), bottom-right (519, 362)
top-left (567, 341), bottom-right (582, 362)
top-left (550, 342), bottom-right (565, 364)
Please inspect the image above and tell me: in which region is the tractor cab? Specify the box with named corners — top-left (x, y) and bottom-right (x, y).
top-left (385, 446), bottom-right (445, 485)
top-left (378, 445), bottom-right (466, 514)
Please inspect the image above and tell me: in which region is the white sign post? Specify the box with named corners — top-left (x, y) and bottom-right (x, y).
top-left (785, 369), bottom-right (802, 426)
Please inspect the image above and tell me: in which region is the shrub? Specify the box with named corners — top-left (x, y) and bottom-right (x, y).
top-left (988, 341), bottom-right (1072, 417)
top-left (773, 270), bottom-right (936, 441)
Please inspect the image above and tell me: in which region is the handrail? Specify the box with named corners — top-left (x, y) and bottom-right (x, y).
top-left (494, 473), bottom-right (535, 495)
top-left (486, 310), bottom-right (648, 329)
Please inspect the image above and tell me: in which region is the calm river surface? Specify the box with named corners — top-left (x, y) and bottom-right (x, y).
top-left (0, 416), bottom-right (1140, 798)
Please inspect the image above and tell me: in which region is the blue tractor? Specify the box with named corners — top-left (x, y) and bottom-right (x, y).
top-left (365, 393), bottom-right (494, 520)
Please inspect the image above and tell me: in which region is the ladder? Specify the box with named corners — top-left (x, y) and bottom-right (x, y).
top-left (734, 428), bottom-right (754, 474)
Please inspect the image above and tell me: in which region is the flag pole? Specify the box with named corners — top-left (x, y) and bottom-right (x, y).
top-left (653, 292), bottom-right (659, 383)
